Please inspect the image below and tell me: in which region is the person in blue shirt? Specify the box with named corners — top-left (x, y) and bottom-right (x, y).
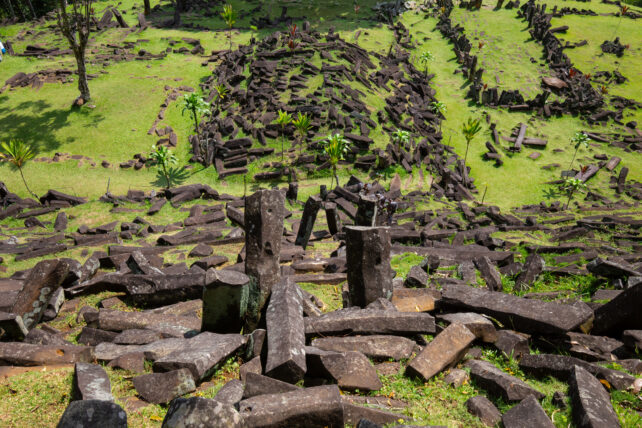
top-left (0, 39), bottom-right (5, 62)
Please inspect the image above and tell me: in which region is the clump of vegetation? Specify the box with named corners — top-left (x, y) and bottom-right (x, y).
top-left (461, 117), bottom-right (482, 168)
top-left (419, 51), bottom-right (434, 76)
top-left (431, 101), bottom-right (447, 132)
top-left (322, 133), bottom-right (349, 189)
top-left (221, 4), bottom-right (237, 51)
top-left (149, 145), bottom-right (178, 189)
top-left (292, 112), bottom-right (311, 155)
top-left (562, 177), bottom-right (588, 209)
top-left (392, 128), bottom-right (410, 152)
top-left (568, 131), bottom-right (590, 171)
top-left (0, 139), bottom-right (37, 198)
top-left (275, 109), bottom-right (293, 162)
top-left (182, 93), bottom-right (210, 134)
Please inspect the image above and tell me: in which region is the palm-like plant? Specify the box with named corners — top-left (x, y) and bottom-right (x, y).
top-left (292, 112), bottom-right (311, 155)
top-left (462, 117), bottom-right (482, 167)
top-left (562, 177), bottom-right (587, 210)
top-left (182, 93), bottom-right (210, 133)
top-left (149, 145), bottom-right (178, 189)
top-left (274, 109), bottom-right (293, 162)
top-left (221, 4), bottom-right (237, 51)
top-left (392, 129), bottom-right (410, 152)
top-left (323, 133), bottom-right (349, 189)
top-left (0, 140), bottom-right (37, 198)
top-left (213, 84), bottom-right (228, 114)
top-left (419, 51), bottom-right (434, 76)
top-left (568, 131), bottom-right (590, 171)
top-left (431, 101), bottom-right (447, 132)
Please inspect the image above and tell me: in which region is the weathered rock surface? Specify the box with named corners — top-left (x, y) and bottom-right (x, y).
top-left (502, 395), bottom-right (554, 428)
top-left (311, 335), bottom-right (415, 360)
top-left (162, 397), bottom-right (243, 428)
top-left (305, 309), bottom-right (435, 337)
top-left (466, 359), bottom-right (545, 402)
top-left (57, 400), bottom-right (127, 428)
top-left (133, 369), bottom-right (196, 404)
top-left (569, 365), bottom-right (621, 428)
top-left (74, 363), bottom-right (114, 401)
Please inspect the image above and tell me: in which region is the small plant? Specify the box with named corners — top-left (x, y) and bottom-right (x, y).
top-left (322, 133), bottom-right (349, 189)
top-left (182, 93), bottom-right (210, 133)
top-left (461, 117), bottom-right (483, 167)
top-left (292, 112), bottom-right (311, 155)
top-left (354, 3), bottom-right (360, 14)
top-left (149, 145), bottom-right (178, 189)
top-left (287, 24), bottom-right (298, 51)
top-left (561, 177), bottom-right (587, 210)
top-left (213, 84), bottom-right (228, 113)
top-left (568, 131), bottom-right (590, 170)
top-left (430, 101), bottom-right (447, 131)
top-left (274, 109), bottom-right (293, 162)
top-left (0, 139), bottom-right (37, 198)
top-left (419, 51), bottom-right (434, 75)
top-left (221, 4), bottom-right (237, 51)
top-left (391, 129), bottom-right (410, 152)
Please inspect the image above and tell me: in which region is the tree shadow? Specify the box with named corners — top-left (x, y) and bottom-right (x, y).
top-left (0, 97), bottom-right (105, 153)
top-left (151, 166), bottom-right (190, 188)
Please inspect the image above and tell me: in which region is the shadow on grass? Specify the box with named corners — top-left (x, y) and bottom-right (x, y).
top-left (151, 166), bottom-right (190, 188)
top-left (0, 97), bottom-right (105, 153)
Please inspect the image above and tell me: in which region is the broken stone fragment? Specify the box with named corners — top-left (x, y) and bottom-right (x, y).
top-left (438, 312), bottom-right (498, 343)
top-left (311, 335), bottom-right (415, 361)
top-left (133, 369), bottom-right (196, 404)
top-left (502, 395), bottom-right (554, 428)
top-left (201, 269), bottom-right (250, 334)
top-left (74, 363), bottom-right (114, 401)
top-left (466, 359), bottom-right (545, 402)
top-left (569, 365), bottom-right (621, 428)
top-left (465, 395), bottom-right (501, 427)
top-left (57, 400), bottom-right (127, 428)
top-left (162, 397), bottom-right (243, 428)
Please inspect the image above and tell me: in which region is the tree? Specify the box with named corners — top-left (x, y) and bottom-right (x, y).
top-left (181, 93), bottom-right (210, 133)
top-left (391, 128), bottom-right (410, 152)
top-left (56, 0), bottom-right (91, 104)
top-left (144, 0), bottom-right (151, 16)
top-left (274, 109), bottom-right (292, 162)
top-left (562, 177), bottom-right (587, 210)
top-left (568, 131), bottom-right (590, 171)
top-left (419, 51), bottom-right (434, 76)
top-left (431, 101), bottom-right (447, 132)
top-left (149, 145), bottom-right (178, 189)
top-left (173, 0), bottom-right (182, 26)
top-left (292, 112), bottom-right (311, 155)
top-left (322, 133), bottom-right (349, 189)
top-left (0, 139), bottom-right (37, 198)
top-left (462, 117), bottom-right (482, 167)
top-left (221, 4), bottom-right (236, 51)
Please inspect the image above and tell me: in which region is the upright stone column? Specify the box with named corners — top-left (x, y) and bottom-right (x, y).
top-left (355, 195), bottom-right (378, 226)
top-left (202, 270), bottom-right (250, 334)
top-left (244, 189), bottom-right (285, 331)
top-left (345, 226), bottom-right (392, 307)
top-left (324, 202), bottom-right (341, 236)
top-left (294, 195), bottom-right (321, 249)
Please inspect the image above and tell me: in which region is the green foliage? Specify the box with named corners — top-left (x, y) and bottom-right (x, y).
top-left (181, 93), bottom-right (210, 133)
top-left (568, 131), bottom-right (590, 170)
top-left (274, 109), bottom-right (293, 162)
top-left (461, 117), bottom-right (483, 167)
top-left (292, 112), bottom-right (311, 154)
top-left (392, 128), bottom-right (411, 151)
top-left (419, 50), bottom-right (434, 74)
top-left (322, 133), bottom-right (349, 188)
top-left (149, 144), bottom-right (178, 189)
top-left (221, 4), bottom-right (237, 50)
top-left (0, 139), bottom-right (37, 198)
top-left (561, 177), bottom-right (587, 209)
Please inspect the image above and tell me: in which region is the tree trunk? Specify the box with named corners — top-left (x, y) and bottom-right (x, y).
top-left (4, 0), bottom-right (16, 19)
top-left (15, 0), bottom-right (25, 20)
top-left (75, 48), bottom-right (91, 101)
top-left (24, 0), bottom-right (35, 19)
top-left (173, 0), bottom-right (180, 26)
top-left (144, 0), bottom-right (150, 15)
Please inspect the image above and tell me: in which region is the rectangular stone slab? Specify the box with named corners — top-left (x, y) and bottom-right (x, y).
top-left (466, 359), bottom-right (545, 402)
top-left (305, 309), bottom-right (435, 337)
top-left (441, 284), bottom-right (593, 335)
top-left (239, 385), bottom-right (343, 428)
top-left (569, 365), bottom-right (621, 428)
top-left (406, 322), bottom-right (475, 380)
top-left (97, 309), bottom-right (200, 337)
top-left (94, 338), bottom-right (189, 362)
top-left (311, 335), bottom-right (415, 361)
top-left (0, 342), bottom-right (94, 366)
top-left (265, 278), bottom-right (306, 383)
top-left (74, 363), bottom-right (114, 401)
top-left (592, 281), bottom-right (642, 335)
top-left (154, 332), bottom-right (248, 381)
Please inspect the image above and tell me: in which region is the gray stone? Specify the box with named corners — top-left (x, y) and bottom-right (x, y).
top-left (404, 265), bottom-right (429, 288)
top-left (0, 342), bottom-right (94, 366)
top-left (311, 335), bottom-right (414, 360)
top-left (502, 395), bottom-right (554, 428)
top-left (441, 284), bottom-right (593, 335)
top-left (466, 359), bottom-right (545, 402)
top-left (56, 400), bottom-right (127, 428)
top-left (133, 369), bottom-right (196, 404)
top-left (214, 379), bottom-right (244, 406)
top-left (98, 309), bottom-right (200, 337)
top-left (201, 269), bottom-right (250, 334)
top-left (54, 212), bottom-right (68, 232)
top-left (77, 327), bottom-right (118, 346)
top-left (444, 368), bottom-right (469, 387)
top-left (494, 330), bottom-right (530, 358)
top-left (465, 395), bottom-right (501, 427)
top-left (295, 195), bottom-right (322, 249)
top-left (569, 365), bottom-right (621, 428)
top-left (622, 330), bottom-right (642, 351)
top-left (189, 243), bottom-right (213, 258)
top-left (74, 363), bottom-right (113, 401)
top-left (406, 323), bottom-right (475, 380)
top-left (265, 278), bottom-right (306, 383)
top-left (0, 311), bottom-right (28, 340)
top-left (162, 397), bottom-right (243, 428)
top-left (242, 372), bottom-right (299, 399)
top-left (345, 226), bottom-right (392, 307)
top-left (245, 189), bottom-right (285, 330)
top-left (239, 385), bottom-right (344, 427)
top-left (592, 281), bottom-right (642, 335)
top-left (107, 352), bottom-right (145, 373)
top-left (473, 257), bottom-right (502, 291)
top-left (515, 254), bottom-right (545, 292)
top-left (113, 329), bottom-right (163, 345)
top-left (305, 308), bottom-right (435, 337)
top-left (154, 332), bottom-right (248, 381)
top-left (438, 312), bottom-right (498, 343)
top-left (307, 348), bottom-right (382, 391)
